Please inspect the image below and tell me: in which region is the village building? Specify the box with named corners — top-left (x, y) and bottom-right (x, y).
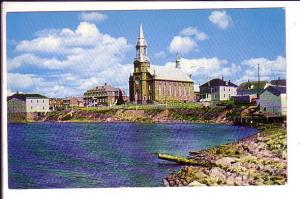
top-left (194, 85), bottom-right (201, 102)
top-left (63, 97), bottom-right (84, 108)
top-left (237, 80), bottom-right (270, 96)
top-left (129, 25), bottom-right (194, 104)
top-left (7, 92), bottom-right (49, 121)
top-left (83, 83), bottom-right (125, 107)
top-left (270, 78), bottom-right (286, 87)
top-left (233, 80), bottom-right (270, 103)
top-left (199, 78), bottom-right (238, 102)
top-left (49, 98), bottom-right (64, 111)
top-left (257, 86), bottom-right (287, 116)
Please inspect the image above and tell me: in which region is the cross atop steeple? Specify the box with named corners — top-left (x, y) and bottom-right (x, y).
top-left (175, 52), bottom-right (181, 68)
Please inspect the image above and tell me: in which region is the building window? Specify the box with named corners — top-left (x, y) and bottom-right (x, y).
top-left (31, 100), bottom-right (32, 103)
top-left (229, 88), bottom-right (231, 91)
top-left (224, 94), bottom-right (226, 98)
top-left (224, 87), bottom-right (225, 91)
top-left (43, 106), bottom-right (44, 110)
top-left (37, 100), bottom-right (38, 103)
top-left (43, 100), bottom-right (44, 103)
top-left (31, 106), bottom-right (33, 110)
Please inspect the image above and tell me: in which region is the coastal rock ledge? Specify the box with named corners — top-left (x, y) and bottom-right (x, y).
top-left (163, 125), bottom-right (287, 186)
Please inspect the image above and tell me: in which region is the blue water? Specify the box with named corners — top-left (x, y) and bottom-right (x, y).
top-left (8, 122), bottom-right (258, 188)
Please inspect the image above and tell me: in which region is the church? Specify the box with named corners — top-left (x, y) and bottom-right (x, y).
top-left (129, 25), bottom-right (194, 104)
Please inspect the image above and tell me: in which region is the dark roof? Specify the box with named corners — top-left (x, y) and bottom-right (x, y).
top-left (270, 79), bottom-right (286, 87)
top-left (200, 78), bottom-right (237, 88)
top-left (8, 93), bottom-right (48, 101)
top-left (264, 86), bottom-right (286, 96)
top-left (237, 81), bottom-right (269, 91)
top-left (93, 85), bottom-right (118, 92)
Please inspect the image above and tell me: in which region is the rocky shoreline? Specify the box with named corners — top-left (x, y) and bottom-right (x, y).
top-left (30, 106), bottom-right (234, 125)
top-left (163, 125), bottom-right (287, 186)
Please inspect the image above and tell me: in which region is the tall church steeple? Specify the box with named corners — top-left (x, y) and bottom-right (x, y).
top-left (135, 24), bottom-right (148, 62)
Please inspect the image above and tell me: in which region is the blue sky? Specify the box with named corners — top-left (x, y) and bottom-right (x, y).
top-left (6, 8), bottom-right (286, 97)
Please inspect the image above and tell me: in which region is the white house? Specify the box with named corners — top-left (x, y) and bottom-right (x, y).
top-left (257, 86), bottom-right (287, 116)
top-left (199, 77), bottom-right (238, 102)
top-left (8, 93), bottom-right (49, 114)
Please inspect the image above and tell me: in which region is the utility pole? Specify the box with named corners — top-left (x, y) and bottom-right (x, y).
top-left (258, 64), bottom-right (260, 89)
top-left (257, 63), bottom-right (260, 100)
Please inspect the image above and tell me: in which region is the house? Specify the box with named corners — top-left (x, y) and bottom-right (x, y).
top-left (257, 86), bottom-right (287, 116)
top-left (83, 83), bottom-right (125, 107)
top-left (270, 78), bottom-right (286, 87)
top-left (194, 85), bottom-right (201, 102)
top-left (49, 98), bottom-right (64, 111)
top-left (199, 77), bottom-right (238, 102)
top-left (129, 24), bottom-right (194, 104)
top-left (7, 92), bottom-right (49, 121)
top-left (63, 97), bottom-right (84, 108)
top-left (237, 80), bottom-right (270, 96)
top-left (234, 80), bottom-right (270, 103)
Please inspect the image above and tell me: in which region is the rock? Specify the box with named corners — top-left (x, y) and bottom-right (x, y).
top-left (169, 180), bottom-right (175, 186)
top-left (209, 167), bottom-right (226, 182)
top-left (263, 165), bottom-right (273, 173)
top-left (163, 179), bottom-right (169, 187)
top-left (234, 176), bottom-right (243, 186)
top-left (188, 180), bottom-right (206, 187)
top-left (226, 176), bottom-right (235, 186)
top-left (245, 163), bottom-right (256, 169)
top-left (215, 157), bottom-right (236, 167)
top-left (194, 171), bottom-right (207, 179)
top-left (225, 171), bottom-right (232, 178)
top-left (231, 162), bottom-right (242, 168)
top-left (281, 150), bottom-right (287, 159)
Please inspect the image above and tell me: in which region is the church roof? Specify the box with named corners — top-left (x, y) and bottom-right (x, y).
top-left (147, 66), bottom-right (193, 82)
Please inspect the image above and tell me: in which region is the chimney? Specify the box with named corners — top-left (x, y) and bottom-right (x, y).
top-left (105, 83), bottom-right (107, 86)
top-left (189, 74), bottom-right (192, 78)
top-left (222, 76), bottom-right (224, 81)
top-left (229, 80), bottom-right (231, 83)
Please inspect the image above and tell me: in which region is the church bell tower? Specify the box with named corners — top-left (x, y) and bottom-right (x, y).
top-left (131, 24), bottom-right (151, 104)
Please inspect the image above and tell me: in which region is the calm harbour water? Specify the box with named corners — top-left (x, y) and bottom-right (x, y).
top-left (8, 122), bottom-right (258, 188)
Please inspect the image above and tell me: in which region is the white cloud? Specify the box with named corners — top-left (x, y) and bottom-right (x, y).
top-left (180, 27), bottom-right (208, 41)
top-left (9, 22), bottom-right (131, 71)
top-left (169, 36), bottom-right (197, 54)
top-left (7, 73), bottom-right (44, 91)
top-left (163, 57), bottom-right (240, 85)
top-left (16, 36), bottom-right (61, 52)
top-left (238, 56), bottom-right (286, 82)
top-left (7, 22), bottom-right (133, 98)
top-left (168, 27), bottom-right (207, 54)
top-left (209, 11), bottom-right (232, 29)
top-left (80, 12), bottom-right (108, 23)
